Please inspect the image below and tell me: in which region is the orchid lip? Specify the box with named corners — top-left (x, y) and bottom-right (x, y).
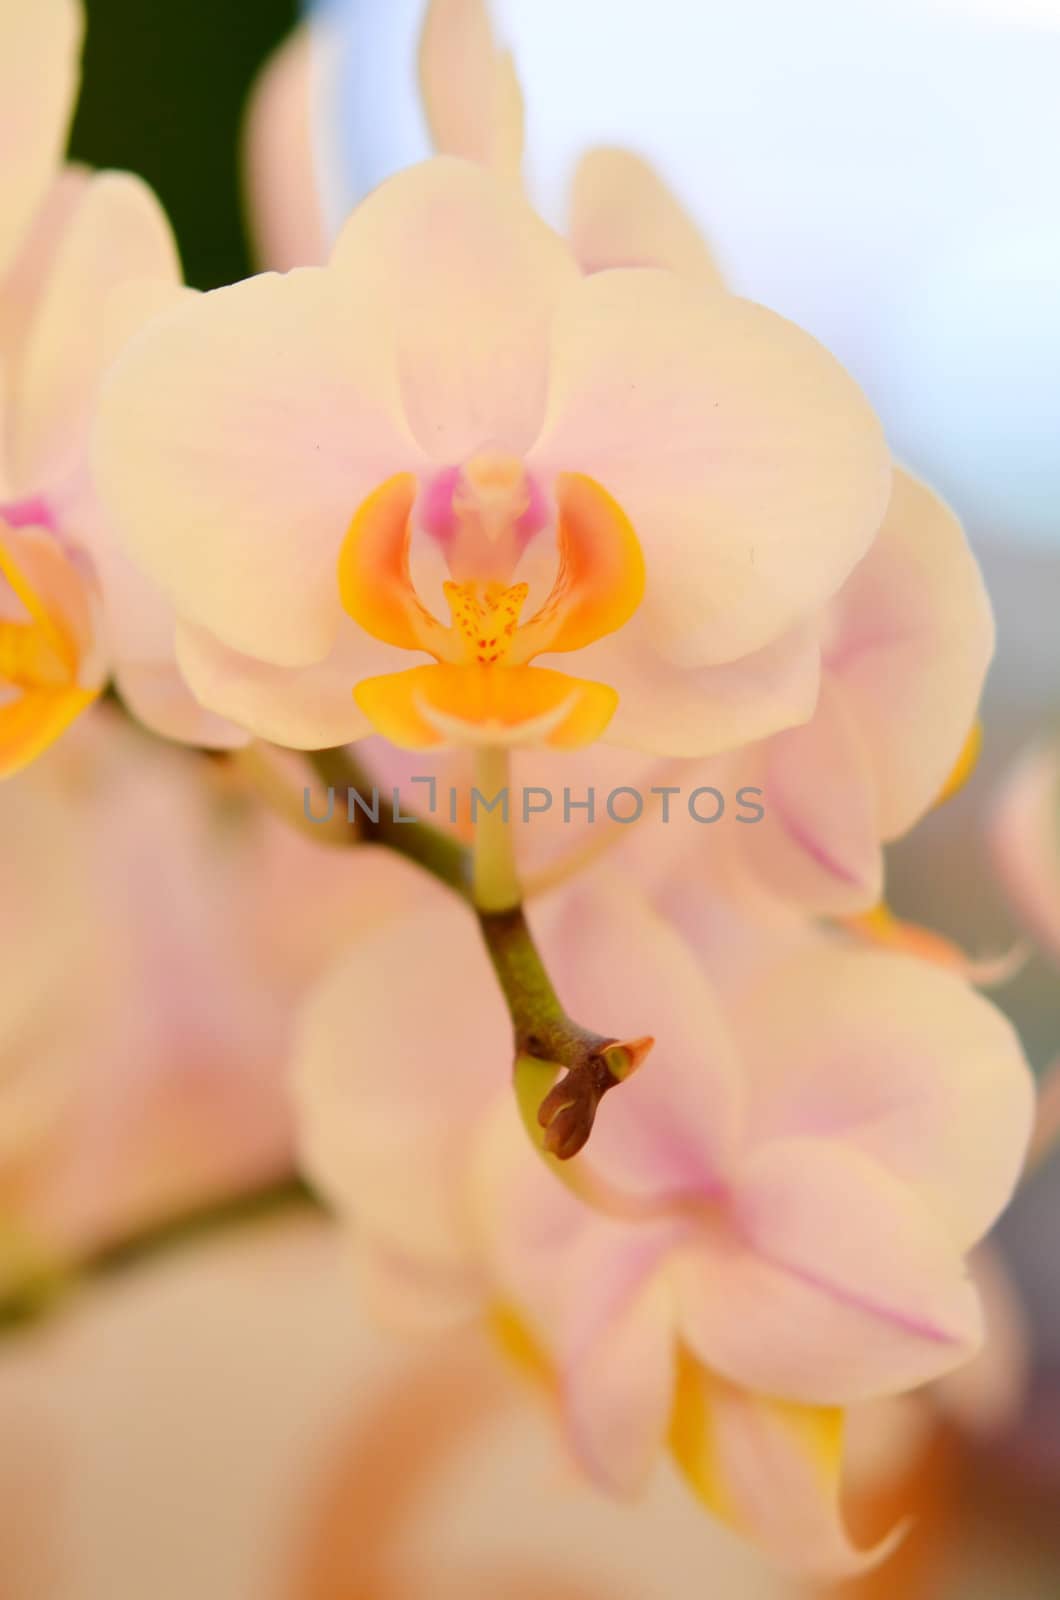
top-left (336, 463), bottom-right (644, 746)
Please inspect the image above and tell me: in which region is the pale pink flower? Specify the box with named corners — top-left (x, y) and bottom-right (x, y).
top-left (96, 151), bottom-right (890, 756)
top-left (243, 24), bottom-right (330, 274)
top-left (418, 0), bottom-right (526, 185)
top-left (709, 467), bottom-right (993, 913)
top-left (0, 0), bottom-right (241, 777)
top-left (294, 864), bottom-right (1033, 1573)
top-left (0, 0), bottom-right (82, 280)
top-left (245, 0), bottom-right (983, 842)
top-left (0, 716), bottom-right (404, 1259)
top-left (422, 0), bottom-right (994, 907)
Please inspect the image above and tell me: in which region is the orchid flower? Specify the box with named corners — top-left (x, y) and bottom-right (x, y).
top-left (96, 148), bottom-right (890, 756)
top-left (0, 0), bottom-right (241, 778)
top-left (294, 860), bottom-right (1033, 1575)
top-left (415, 0), bottom-right (996, 911)
top-left (0, 716), bottom-right (414, 1263)
top-left (0, 0), bottom-right (81, 280)
top-left (243, 23), bottom-right (330, 275)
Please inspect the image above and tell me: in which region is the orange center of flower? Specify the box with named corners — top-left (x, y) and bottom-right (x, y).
top-left (336, 454), bottom-right (645, 749)
top-left (0, 522), bottom-right (100, 779)
top-left (443, 578), bottom-right (529, 665)
top-left (0, 619), bottom-right (73, 691)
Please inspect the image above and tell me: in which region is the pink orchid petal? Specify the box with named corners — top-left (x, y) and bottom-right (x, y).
top-left (650, 827), bottom-right (818, 1006)
top-left (418, 0), bottom-right (525, 179)
top-left (0, 165), bottom-right (89, 385)
top-left (95, 262), bottom-right (423, 668)
top-left (0, 0), bottom-right (82, 277)
top-left (677, 1139), bottom-right (983, 1404)
top-left (567, 613), bottom-right (821, 757)
top-left (738, 676), bottom-right (883, 912)
top-left (243, 25), bottom-right (330, 272)
top-left (9, 171), bottom-right (181, 502)
top-left (174, 617), bottom-right (408, 749)
top-left (52, 274), bottom-right (199, 658)
top-left (472, 1103), bottom-right (678, 1490)
top-left (329, 158), bottom-right (578, 461)
top-left (294, 866), bottom-right (508, 1272)
top-left (563, 1267), bottom-right (675, 1497)
top-left (536, 872), bottom-right (744, 1198)
top-left (569, 148), bottom-right (724, 285)
top-left (671, 1358), bottom-right (903, 1580)
top-left (731, 946), bottom-right (1035, 1246)
top-left (113, 660), bottom-right (248, 751)
top-left (528, 268), bottom-right (891, 668)
top-left (825, 468), bottom-right (994, 840)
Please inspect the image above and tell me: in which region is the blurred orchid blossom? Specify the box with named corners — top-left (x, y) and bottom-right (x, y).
top-left (294, 861), bottom-right (1033, 1575)
top-left (96, 148), bottom-right (890, 755)
top-left (243, 24), bottom-right (331, 276)
top-left (729, 466), bottom-right (992, 913)
top-left (418, 0), bottom-right (525, 184)
top-left (0, 0), bottom-right (243, 778)
top-left (0, 0), bottom-right (81, 280)
top-left (0, 717), bottom-right (416, 1272)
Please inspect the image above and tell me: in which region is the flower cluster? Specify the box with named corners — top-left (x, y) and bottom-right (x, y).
top-left (0, 0), bottom-right (1044, 1584)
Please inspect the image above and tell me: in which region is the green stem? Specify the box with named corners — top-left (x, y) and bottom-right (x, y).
top-left (0, 1176), bottom-right (316, 1336)
top-left (307, 746), bottom-right (469, 895)
top-left (304, 743), bottom-right (654, 1158)
top-left (471, 746), bottom-right (521, 913)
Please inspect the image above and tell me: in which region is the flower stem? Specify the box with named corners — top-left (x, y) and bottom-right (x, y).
top-left (471, 746), bottom-right (520, 913)
top-left (306, 745), bottom-right (469, 895)
top-left (110, 700), bottom-right (655, 1159)
top-left (303, 743), bottom-right (655, 1158)
top-left (0, 1176), bottom-right (316, 1337)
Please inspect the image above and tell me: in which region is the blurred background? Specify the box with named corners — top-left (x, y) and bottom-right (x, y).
top-left (3, 1), bottom-right (1055, 1596)
top-left (70, 0), bottom-right (296, 290)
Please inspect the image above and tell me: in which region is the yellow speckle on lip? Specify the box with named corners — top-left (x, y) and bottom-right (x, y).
top-left (443, 578), bottom-right (530, 665)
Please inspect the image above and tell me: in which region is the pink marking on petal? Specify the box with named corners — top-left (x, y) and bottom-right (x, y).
top-left (418, 466), bottom-right (462, 546)
top-left (1, 496), bottom-right (56, 532)
top-left (771, 789), bottom-right (869, 889)
top-left (759, 1251), bottom-right (970, 1347)
top-left (516, 471), bottom-right (550, 541)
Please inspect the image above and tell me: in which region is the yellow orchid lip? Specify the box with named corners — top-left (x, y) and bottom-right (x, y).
top-left (355, 662), bottom-right (618, 751)
top-left (0, 522), bottom-right (99, 779)
top-left (337, 459), bottom-right (645, 747)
